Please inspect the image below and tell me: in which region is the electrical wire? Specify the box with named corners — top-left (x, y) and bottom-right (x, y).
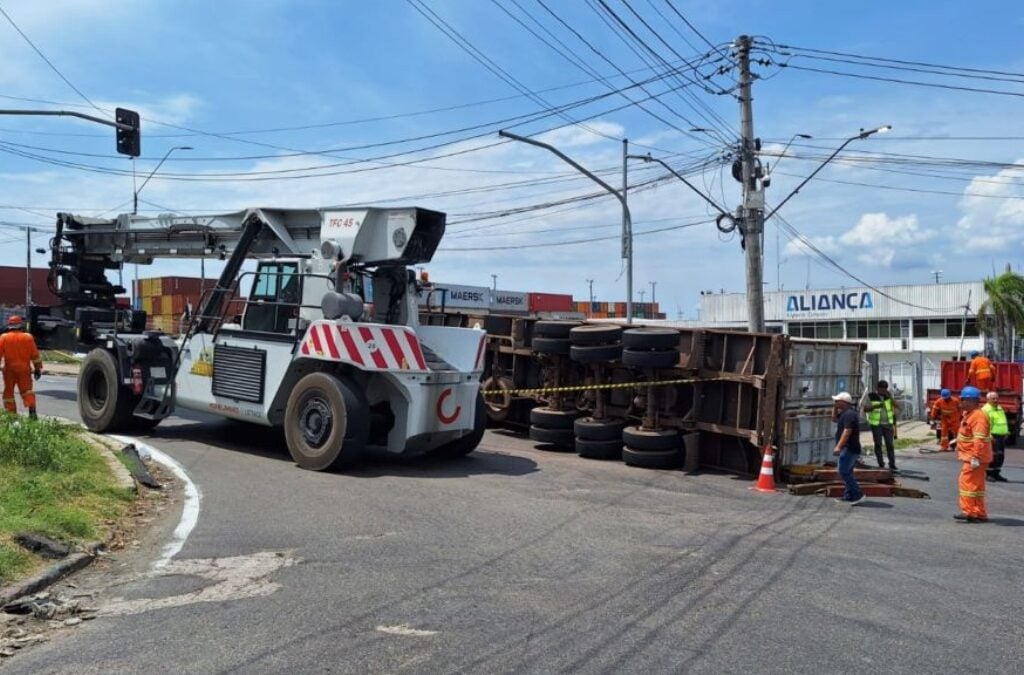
top-left (439, 216), bottom-right (714, 251)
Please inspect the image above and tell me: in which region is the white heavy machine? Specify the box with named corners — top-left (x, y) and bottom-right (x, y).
top-left (43, 206), bottom-right (488, 470)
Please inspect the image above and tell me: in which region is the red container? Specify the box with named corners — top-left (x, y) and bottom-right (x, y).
top-left (529, 292), bottom-right (573, 313)
top-left (150, 296), bottom-right (162, 315)
top-left (940, 360), bottom-right (1022, 395)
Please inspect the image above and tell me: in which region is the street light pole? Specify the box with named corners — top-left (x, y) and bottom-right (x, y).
top-left (649, 280), bottom-right (656, 307)
top-left (764, 126), bottom-right (891, 222)
top-left (586, 279), bottom-right (594, 304)
top-left (499, 129), bottom-right (634, 324)
top-left (491, 274), bottom-right (497, 291)
top-left (134, 145), bottom-right (192, 214)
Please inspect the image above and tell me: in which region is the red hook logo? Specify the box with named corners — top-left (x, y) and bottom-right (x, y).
top-left (436, 388), bottom-right (461, 424)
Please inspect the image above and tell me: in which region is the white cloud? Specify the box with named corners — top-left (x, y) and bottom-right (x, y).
top-left (784, 212), bottom-right (933, 268)
top-left (955, 160), bottom-right (1024, 251)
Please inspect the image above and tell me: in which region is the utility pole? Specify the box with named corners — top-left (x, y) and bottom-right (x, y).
top-left (586, 279), bottom-right (594, 304)
top-left (736, 35), bottom-right (765, 333)
top-left (622, 139), bottom-right (633, 323)
top-left (649, 280), bottom-right (657, 306)
top-left (25, 227), bottom-right (31, 309)
top-left (491, 274), bottom-right (497, 291)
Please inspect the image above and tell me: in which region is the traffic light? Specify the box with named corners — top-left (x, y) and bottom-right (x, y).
top-left (115, 107), bottom-right (140, 157)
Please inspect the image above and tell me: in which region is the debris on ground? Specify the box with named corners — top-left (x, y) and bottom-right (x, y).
top-left (786, 466), bottom-right (930, 499)
top-left (121, 444), bottom-right (161, 489)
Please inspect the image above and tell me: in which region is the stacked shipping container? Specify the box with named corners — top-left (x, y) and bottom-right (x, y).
top-left (134, 276), bottom-right (245, 335)
top-left (572, 300), bottom-right (664, 319)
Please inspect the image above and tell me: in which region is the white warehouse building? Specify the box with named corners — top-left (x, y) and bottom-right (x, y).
top-left (697, 281), bottom-right (994, 415)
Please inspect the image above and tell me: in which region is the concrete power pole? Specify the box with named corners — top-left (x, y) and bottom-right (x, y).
top-left (736, 35), bottom-right (765, 333)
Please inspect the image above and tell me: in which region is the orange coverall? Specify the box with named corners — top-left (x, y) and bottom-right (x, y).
top-left (956, 408), bottom-right (993, 520)
top-left (967, 355), bottom-right (994, 393)
top-left (0, 330), bottom-right (42, 413)
top-left (929, 397), bottom-right (960, 450)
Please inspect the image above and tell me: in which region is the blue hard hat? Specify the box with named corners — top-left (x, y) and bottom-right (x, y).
top-left (969, 350), bottom-right (979, 358)
top-left (940, 389), bottom-right (951, 399)
top-left (961, 386), bottom-right (981, 400)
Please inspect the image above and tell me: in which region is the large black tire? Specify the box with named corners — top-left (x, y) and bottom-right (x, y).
top-left (432, 393), bottom-right (487, 458)
top-left (622, 426), bottom-right (681, 451)
top-left (78, 349), bottom-right (134, 432)
top-left (570, 325), bottom-right (623, 346)
top-left (570, 344), bottom-right (622, 364)
top-left (575, 437), bottom-right (623, 460)
top-left (284, 372), bottom-right (368, 471)
top-left (534, 321), bottom-right (581, 339)
top-left (622, 349), bottom-right (679, 369)
top-left (622, 328), bottom-right (679, 351)
top-left (530, 407), bottom-right (579, 429)
top-left (574, 417), bottom-right (625, 441)
top-left (532, 337), bottom-right (570, 355)
top-left (529, 425), bottom-right (574, 448)
top-left (623, 447), bottom-right (682, 469)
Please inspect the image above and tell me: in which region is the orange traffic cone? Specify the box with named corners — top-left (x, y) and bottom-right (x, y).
top-left (753, 446), bottom-right (777, 493)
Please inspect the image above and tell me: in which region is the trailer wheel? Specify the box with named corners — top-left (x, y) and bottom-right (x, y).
top-left (569, 324), bottom-right (623, 346)
top-left (530, 407), bottom-right (579, 429)
top-left (575, 437), bottom-right (623, 460)
top-left (431, 393), bottom-right (487, 458)
top-left (622, 348), bottom-right (679, 369)
top-left (78, 349), bottom-right (133, 432)
top-left (570, 344), bottom-right (622, 364)
top-left (622, 328), bottom-right (679, 351)
top-left (481, 376), bottom-right (514, 424)
top-left (284, 373), bottom-right (367, 471)
top-left (534, 321), bottom-right (581, 339)
top-left (574, 417), bottom-right (625, 441)
top-left (532, 337), bottom-right (570, 355)
top-left (529, 425), bottom-right (574, 448)
top-left (623, 426), bottom-right (681, 451)
top-left (622, 447), bottom-right (682, 470)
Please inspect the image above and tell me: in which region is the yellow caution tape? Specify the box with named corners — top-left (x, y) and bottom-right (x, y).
top-left (481, 377), bottom-right (711, 397)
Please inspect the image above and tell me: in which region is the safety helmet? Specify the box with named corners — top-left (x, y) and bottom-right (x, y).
top-left (961, 386), bottom-right (981, 400)
top-left (6, 315), bottom-right (23, 327)
top-left (940, 389), bottom-right (951, 399)
top-left (969, 350), bottom-right (979, 358)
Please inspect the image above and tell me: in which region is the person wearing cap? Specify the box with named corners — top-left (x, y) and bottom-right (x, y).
top-left (929, 389), bottom-right (960, 452)
top-left (861, 380), bottom-right (901, 471)
top-left (982, 392), bottom-right (1009, 483)
top-left (0, 315), bottom-right (43, 418)
top-left (954, 386), bottom-right (992, 523)
top-left (832, 392), bottom-right (865, 505)
top-left (966, 350), bottom-right (994, 393)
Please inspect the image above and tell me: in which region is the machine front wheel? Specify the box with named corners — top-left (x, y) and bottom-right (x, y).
top-left (284, 372), bottom-right (367, 471)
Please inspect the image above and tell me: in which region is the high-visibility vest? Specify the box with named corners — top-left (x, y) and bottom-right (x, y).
top-left (983, 402), bottom-right (1009, 437)
top-left (867, 395), bottom-right (895, 426)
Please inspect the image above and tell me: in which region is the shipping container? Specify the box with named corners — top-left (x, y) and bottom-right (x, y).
top-left (528, 292), bottom-right (573, 313)
top-left (419, 284), bottom-right (490, 310)
top-left (784, 340), bottom-right (865, 409)
top-left (490, 290), bottom-right (529, 314)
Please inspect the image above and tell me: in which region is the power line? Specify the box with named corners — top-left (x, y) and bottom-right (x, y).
top-left (440, 216), bottom-right (714, 251)
top-left (0, 5), bottom-right (108, 118)
top-left (773, 43), bottom-right (1024, 81)
top-left (777, 63), bottom-right (1024, 99)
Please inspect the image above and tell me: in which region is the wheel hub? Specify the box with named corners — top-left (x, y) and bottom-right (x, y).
top-left (299, 396), bottom-right (333, 449)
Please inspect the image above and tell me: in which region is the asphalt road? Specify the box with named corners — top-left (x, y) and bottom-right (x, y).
top-left (8, 375), bottom-right (1024, 674)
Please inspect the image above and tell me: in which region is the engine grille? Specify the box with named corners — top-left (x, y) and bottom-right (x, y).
top-left (212, 344), bottom-right (266, 403)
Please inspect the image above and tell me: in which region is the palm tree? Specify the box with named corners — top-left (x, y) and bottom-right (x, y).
top-left (977, 265), bottom-right (1024, 360)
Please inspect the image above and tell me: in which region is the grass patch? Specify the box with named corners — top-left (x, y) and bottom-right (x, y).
top-left (896, 436), bottom-right (932, 450)
top-left (40, 350), bottom-right (82, 365)
top-left (0, 416), bottom-right (134, 585)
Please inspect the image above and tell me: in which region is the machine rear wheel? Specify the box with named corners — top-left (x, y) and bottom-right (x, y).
top-left (284, 372), bottom-right (367, 471)
top-left (78, 349), bottom-right (133, 432)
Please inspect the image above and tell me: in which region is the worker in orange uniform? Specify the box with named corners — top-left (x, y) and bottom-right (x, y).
top-left (966, 350), bottom-right (994, 393)
top-left (0, 315), bottom-right (43, 419)
top-left (929, 388), bottom-right (960, 451)
top-left (953, 386), bottom-right (992, 523)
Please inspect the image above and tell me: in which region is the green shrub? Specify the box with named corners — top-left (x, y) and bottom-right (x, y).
top-left (0, 416), bottom-right (92, 472)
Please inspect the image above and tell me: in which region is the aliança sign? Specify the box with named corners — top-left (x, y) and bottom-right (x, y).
top-left (786, 291), bottom-right (874, 313)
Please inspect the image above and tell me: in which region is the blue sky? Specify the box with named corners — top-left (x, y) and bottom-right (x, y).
top-left (1, 0), bottom-right (1023, 318)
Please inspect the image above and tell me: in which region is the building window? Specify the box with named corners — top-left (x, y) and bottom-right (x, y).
top-left (912, 318), bottom-right (979, 339)
top-left (846, 320), bottom-right (902, 339)
top-left (789, 321), bottom-right (843, 339)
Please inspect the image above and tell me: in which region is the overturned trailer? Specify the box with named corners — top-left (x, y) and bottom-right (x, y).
top-left (422, 310), bottom-right (866, 475)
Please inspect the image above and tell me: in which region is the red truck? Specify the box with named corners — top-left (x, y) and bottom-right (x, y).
top-left (926, 360), bottom-right (1022, 446)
